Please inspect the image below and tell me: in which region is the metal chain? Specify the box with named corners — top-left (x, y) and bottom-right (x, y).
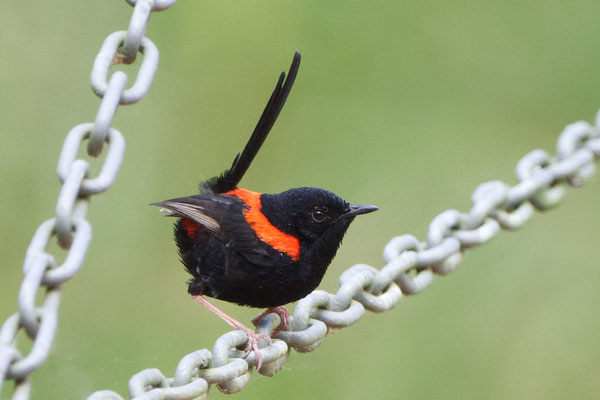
top-left (0, 0), bottom-right (174, 398)
top-left (88, 115), bottom-right (599, 398)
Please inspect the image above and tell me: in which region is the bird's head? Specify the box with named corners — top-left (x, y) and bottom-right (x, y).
top-left (260, 187), bottom-right (377, 266)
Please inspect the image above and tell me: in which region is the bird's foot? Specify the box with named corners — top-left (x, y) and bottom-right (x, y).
top-left (252, 306), bottom-right (290, 337)
top-left (233, 323), bottom-right (272, 371)
top-left (191, 295), bottom-right (272, 371)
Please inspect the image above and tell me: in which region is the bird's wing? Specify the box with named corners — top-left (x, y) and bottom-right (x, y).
top-left (152, 195), bottom-right (284, 266)
top-left (151, 195), bottom-right (232, 239)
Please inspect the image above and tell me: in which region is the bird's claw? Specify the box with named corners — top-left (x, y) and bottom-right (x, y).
top-left (235, 324), bottom-right (272, 371)
top-left (252, 306), bottom-right (290, 337)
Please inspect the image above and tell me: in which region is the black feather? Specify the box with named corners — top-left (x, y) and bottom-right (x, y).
top-left (201, 51), bottom-right (301, 194)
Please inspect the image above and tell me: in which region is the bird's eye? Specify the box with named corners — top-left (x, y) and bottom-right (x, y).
top-left (312, 209), bottom-right (326, 222)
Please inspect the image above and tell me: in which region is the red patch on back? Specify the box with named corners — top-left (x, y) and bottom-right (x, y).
top-left (225, 188), bottom-right (300, 262)
top-left (181, 217), bottom-right (199, 239)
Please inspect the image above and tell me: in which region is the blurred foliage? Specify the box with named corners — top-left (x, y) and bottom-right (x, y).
top-left (2, 1), bottom-right (600, 399)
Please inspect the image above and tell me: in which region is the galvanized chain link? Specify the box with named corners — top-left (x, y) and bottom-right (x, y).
top-left (0, 0), bottom-right (173, 398)
top-left (88, 114), bottom-right (600, 399)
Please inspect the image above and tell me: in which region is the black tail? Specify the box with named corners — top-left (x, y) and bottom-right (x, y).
top-left (202, 51), bottom-right (301, 194)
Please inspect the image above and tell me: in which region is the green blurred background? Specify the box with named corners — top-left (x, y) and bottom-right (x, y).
top-left (2, 1), bottom-right (600, 399)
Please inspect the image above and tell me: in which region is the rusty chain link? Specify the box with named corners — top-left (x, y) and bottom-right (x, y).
top-left (0, 0), bottom-right (173, 398)
top-left (88, 116), bottom-right (599, 398)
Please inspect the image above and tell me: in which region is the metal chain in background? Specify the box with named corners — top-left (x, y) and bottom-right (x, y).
top-left (88, 116), bottom-right (600, 399)
top-left (0, 0), bottom-right (175, 398)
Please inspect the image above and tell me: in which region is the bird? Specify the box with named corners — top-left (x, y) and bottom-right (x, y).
top-left (152, 51), bottom-right (378, 370)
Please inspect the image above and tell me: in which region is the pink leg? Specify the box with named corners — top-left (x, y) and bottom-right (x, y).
top-left (251, 306), bottom-right (290, 337)
top-left (192, 295), bottom-right (271, 371)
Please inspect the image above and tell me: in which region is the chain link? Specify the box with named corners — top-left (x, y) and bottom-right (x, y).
top-left (0, 0), bottom-right (172, 398)
top-left (88, 111), bottom-right (599, 399)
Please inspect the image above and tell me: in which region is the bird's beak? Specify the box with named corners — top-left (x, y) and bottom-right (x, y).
top-left (347, 204), bottom-right (379, 216)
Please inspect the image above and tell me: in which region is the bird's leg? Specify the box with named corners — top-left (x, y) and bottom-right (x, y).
top-left (251, 305), bottom-right (290, 337)
top-left (192, 295), bottom-right (271, 371)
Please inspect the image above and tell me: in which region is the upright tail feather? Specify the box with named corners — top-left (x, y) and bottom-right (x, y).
top-left (202, 51), bottom-right (301, 194)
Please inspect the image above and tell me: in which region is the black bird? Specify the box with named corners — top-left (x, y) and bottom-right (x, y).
top-left (153, 51), bottom-right (377, 370)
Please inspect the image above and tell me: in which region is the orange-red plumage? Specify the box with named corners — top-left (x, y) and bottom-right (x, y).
top-left (226, 188), bottom-right (300, 261)
top-left (181, 217), bottom-right (199, 239)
